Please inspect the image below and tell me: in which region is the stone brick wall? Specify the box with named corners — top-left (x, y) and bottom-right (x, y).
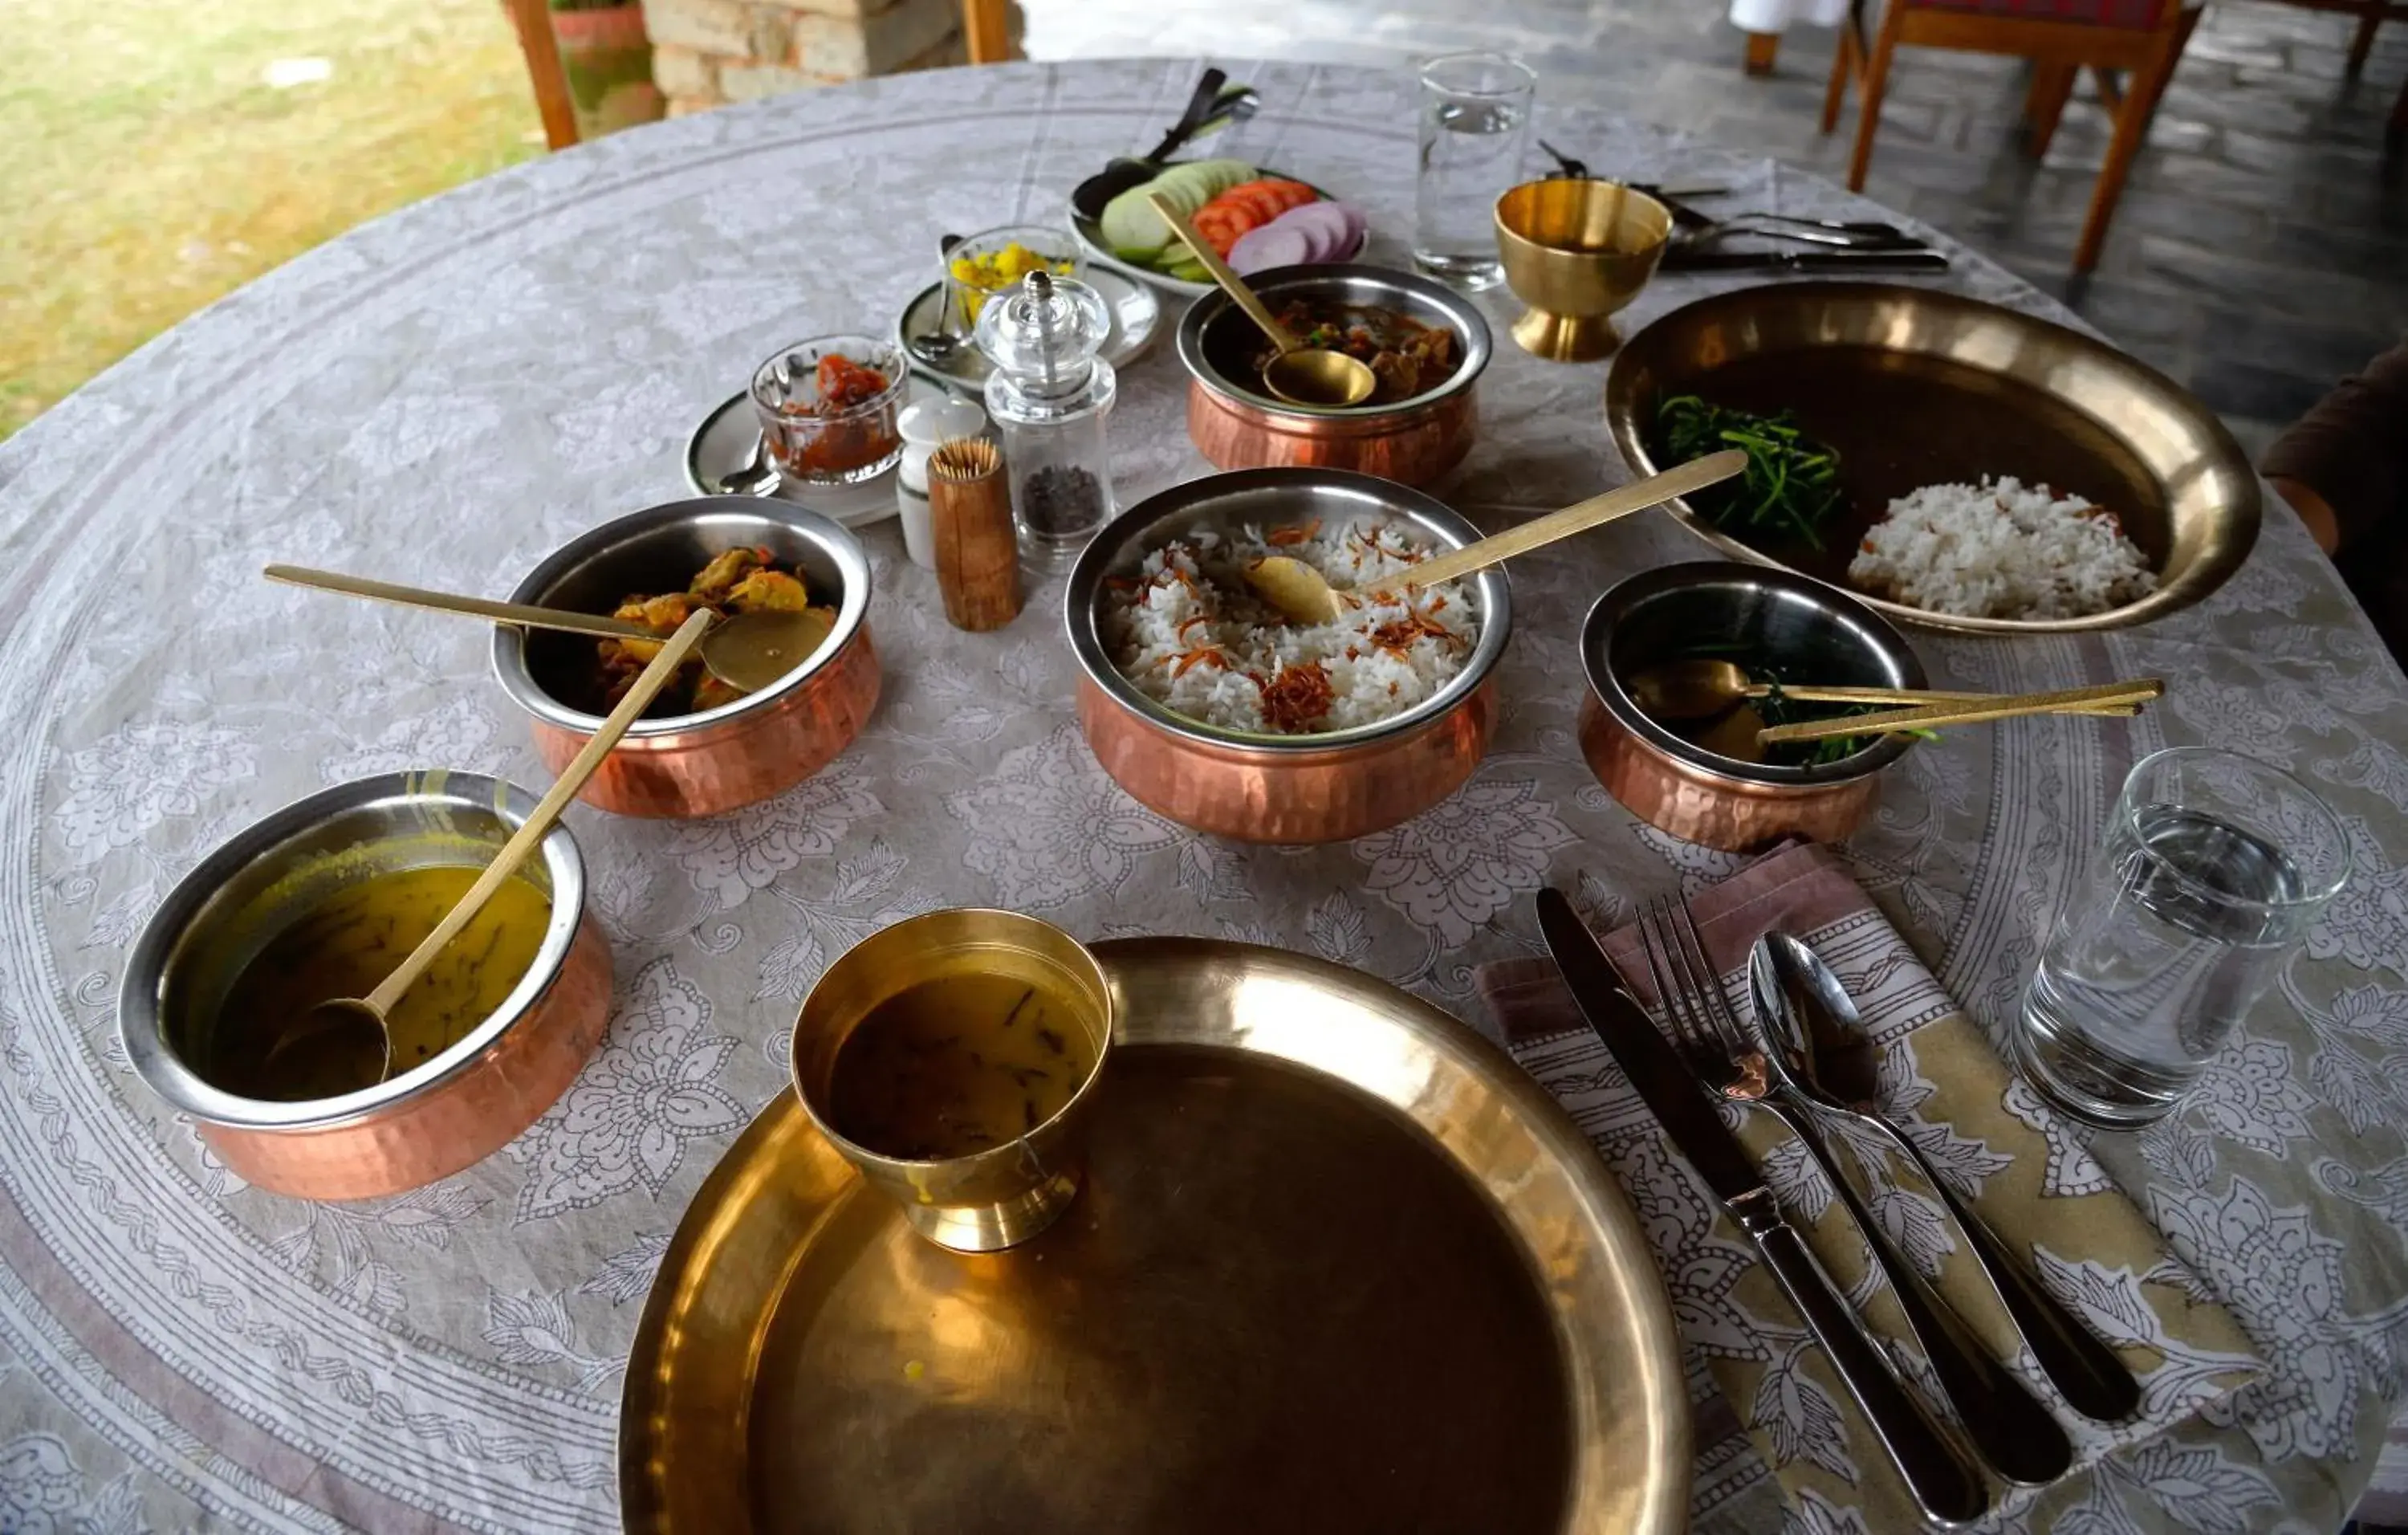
top-left (645, 0), bottom-right (1017, 112)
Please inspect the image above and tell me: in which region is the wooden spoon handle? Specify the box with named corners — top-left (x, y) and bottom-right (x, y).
top-left (1404, 450), bottom-right (1749, 590)
top-left (266, 564), bottom-right (662, 642)
top-left (361, 609), bottom-right (714, 1018)
top-left (1757, 677), bottom-right (2165, 744)
top-left (1753, 684), bottom-right (2140, 718)
top-left (1148, 193), bottom-right (1300, 353)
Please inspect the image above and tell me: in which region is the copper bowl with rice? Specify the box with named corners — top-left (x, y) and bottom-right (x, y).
top-left (492, 499), bottom-right (881, 819)
top-left (1064, 468), bottom-right (1511, 844)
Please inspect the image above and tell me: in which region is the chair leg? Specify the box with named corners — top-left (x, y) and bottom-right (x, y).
top-left (1746, 31), bottom-right (1783, 74)
top-left (1848, 1), bottom-right (1906, 190)
top-left (2072, 18), bottom-right (2189, 271)
top-left (2348, 5), bottom-right (2380, 78)
top-left (1823, 21), bottom-right (1858, 133)
top-left (502, 0), bottom-right (578, 151)
top-left (2024, 61), bottom-right (2077, 157)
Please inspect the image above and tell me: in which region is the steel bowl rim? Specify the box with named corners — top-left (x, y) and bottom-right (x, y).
top-left (1583, 561), bottom-right (1926, 788)
top-left (490, 497), bottom-right (872, 738)
top-left (1065, 466), bottom-right (1513, 754)
top-left (118, 772), bottom-right (589, 1132)
top-left (1175, 263), bottom-right (1493, 421)
top-left (1604, 280), bottom-right (2263, 635)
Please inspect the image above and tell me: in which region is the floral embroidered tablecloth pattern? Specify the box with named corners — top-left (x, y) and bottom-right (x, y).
top-left (2, 59), bottom-right (2405, 1535)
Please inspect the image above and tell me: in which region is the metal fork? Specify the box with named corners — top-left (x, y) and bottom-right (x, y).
top-left (1633, 897), bottom-right (2072, 1488)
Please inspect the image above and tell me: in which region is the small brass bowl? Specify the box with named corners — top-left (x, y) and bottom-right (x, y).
top-left (1494, 180), bottom-right (1672, 363)
top-left (791, 910), bottom-right (1113, 1252)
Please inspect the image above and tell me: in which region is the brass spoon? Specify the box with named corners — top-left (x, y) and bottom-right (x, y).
top-left (260, 609), bottom-right (715, 1093)
top-left (1625, 658), bottom-right (2144, 722)
top-left (1758, 677), bottom-right (2166, 746)
top-left (1241, 449), bottom-right (1748, 625)
top-left (263, 564), bottom-right (830, 694)
top-left (1145, 192), bottom-right (1376, 409)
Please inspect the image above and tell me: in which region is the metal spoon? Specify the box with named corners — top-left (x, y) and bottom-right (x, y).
top-left (1069, 68), bottom-right (1246, 222)
top-left (263, 564), bottom-right (831, 695)
top-left (909, 233), bottom-right (971, 371)
top-left (1242, 450), bottom-right (1747, 625)
top-left (1624, 658), bottom-right (2144, 722)
top-left (1751, 933), bottom-right (2146, 1423)
top-left (1146, 193), bottom-right (1376, 409)
top-left (1735, 934), bottom-right (2076, 1484)
top-left (261, 609), bottom-right (714, 1092)
top-left (715, 431), bottom-right (780, 497)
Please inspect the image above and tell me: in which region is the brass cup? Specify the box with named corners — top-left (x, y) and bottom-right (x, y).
top-left (1493, 180), bottom-right (1672, 363)
top-left (791, 909), bottom-right (1113, 1252)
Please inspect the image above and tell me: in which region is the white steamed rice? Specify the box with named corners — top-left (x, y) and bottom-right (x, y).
top-left (1847, 476), bottom-right (2156, 621)
top-left (1103, 515), bottom-right (1478, 735)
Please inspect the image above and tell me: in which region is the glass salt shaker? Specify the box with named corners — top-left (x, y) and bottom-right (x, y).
top-left (974, 269), bottom-right (1117, 572)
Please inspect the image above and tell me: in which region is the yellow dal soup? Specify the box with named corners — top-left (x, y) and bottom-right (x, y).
top-left (214, 865), bottom-right (551, 1101)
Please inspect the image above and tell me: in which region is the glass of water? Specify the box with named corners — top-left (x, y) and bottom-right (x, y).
top-left (2014, 747), bottom-right (2351, 1127)
top-left (1413, 51), bottom-right (1536, 291)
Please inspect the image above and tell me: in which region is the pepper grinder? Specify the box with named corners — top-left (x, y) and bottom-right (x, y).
top-left (974, 269), bottom-right (1117, 573)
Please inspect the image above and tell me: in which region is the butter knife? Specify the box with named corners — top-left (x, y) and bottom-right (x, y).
top-left (1536, 889), bottom-right (1988, 1528)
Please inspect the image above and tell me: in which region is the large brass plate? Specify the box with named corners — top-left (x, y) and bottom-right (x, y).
top-left (1605, 282), bottom-right (2261, 634)
top-left (620, 937), bottom-right (1689, 1534)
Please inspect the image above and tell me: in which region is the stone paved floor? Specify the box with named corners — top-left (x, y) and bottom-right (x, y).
top-left (1025, 0), bottom-right (2408, 455)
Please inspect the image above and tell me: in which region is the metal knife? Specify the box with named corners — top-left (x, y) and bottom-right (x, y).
top-left (1660, 246), bottom-right (1951, 273)
top-left (1535, 889), bottom-right (1989, 1528)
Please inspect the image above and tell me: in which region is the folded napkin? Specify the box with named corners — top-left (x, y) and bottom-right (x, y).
top-left (1477, 842), bottom-right (2262, 1530)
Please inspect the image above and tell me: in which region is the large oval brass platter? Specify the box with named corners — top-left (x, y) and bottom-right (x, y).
top-left (620, 937), bottom-right (1689, 1534)
top-left (1605, 282), bottom-right (2261, 634)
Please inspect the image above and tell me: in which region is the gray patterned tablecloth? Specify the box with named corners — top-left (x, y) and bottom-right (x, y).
top-left (2, 59), bottom-right (2404, 1535)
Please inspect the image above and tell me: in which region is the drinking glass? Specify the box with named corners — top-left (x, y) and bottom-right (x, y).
top-left (1413, 51), bottom-right (1536, 291)
top-left (2013, 747), bottom-right (2350, 1127)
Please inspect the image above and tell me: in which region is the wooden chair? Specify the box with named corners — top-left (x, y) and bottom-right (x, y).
top-left (503, 0), bottom-right (581, 150)
top-left (1823, 0), bottom-right (2203, 270)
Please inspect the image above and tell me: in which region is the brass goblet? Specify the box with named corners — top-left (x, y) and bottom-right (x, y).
top-left (1494, 180), bottom-right (1673, 363)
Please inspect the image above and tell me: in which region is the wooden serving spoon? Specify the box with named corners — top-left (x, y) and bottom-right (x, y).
top-left (1241, 450), bottom-right (1749, 625)
top-left (1145, 192), bottom-right (1376, 409)
top-left (258, 609), bottom-right (715, 1094)
top-left (1756, 677), bottom-right (2166, 746)
top-left (265, 564), bottom-right (830, 694)
top-left (1625, 658), bottom-right (2143, 721)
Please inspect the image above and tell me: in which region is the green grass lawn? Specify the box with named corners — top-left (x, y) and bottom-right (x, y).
top-left (0, 0), bottom-right (545, 440)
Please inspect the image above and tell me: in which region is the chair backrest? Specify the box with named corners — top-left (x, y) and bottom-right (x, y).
top-left (1904, 0), bottom-right (2177, 28)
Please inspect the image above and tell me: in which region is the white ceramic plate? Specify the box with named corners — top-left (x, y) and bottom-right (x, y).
top-left (1067, 171), bottom-right (1366, 299)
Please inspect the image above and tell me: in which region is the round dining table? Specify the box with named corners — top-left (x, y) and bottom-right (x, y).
top-left (3, 57), bottom-right (2406, 1535)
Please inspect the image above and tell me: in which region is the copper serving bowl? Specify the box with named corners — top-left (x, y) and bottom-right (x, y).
top-left (493, 499), bottom-right (880, 819)
top-left (1580, 564), bottom-right (1926, 852)
top-left (1065, 468), bottom-right (1511, 844)
top-left (118, 772), bottom-right (612, 1201)
top-left (1174, 264), bottom-right (1491, 488)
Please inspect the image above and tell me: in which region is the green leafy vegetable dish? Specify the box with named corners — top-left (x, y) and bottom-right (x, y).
top-left (1655, 395), bottom-right (1846, 549)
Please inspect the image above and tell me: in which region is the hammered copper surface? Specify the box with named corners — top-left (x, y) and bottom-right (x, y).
top-left (790, 909), bottom-right (1112, 1252)
top-left (1605, 282), bottom-right (2261, 634)
top-left (524, 625), bottom-right (881, 819)
top-left (1578, 691), bottom-right (1878, 851)
top-left (620, 938), bottom-right (1690, 1535)
top-left (1076, 673), bottom-right (1496, 843)
top-left (1185, 377), bottom-right (1479, 487)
